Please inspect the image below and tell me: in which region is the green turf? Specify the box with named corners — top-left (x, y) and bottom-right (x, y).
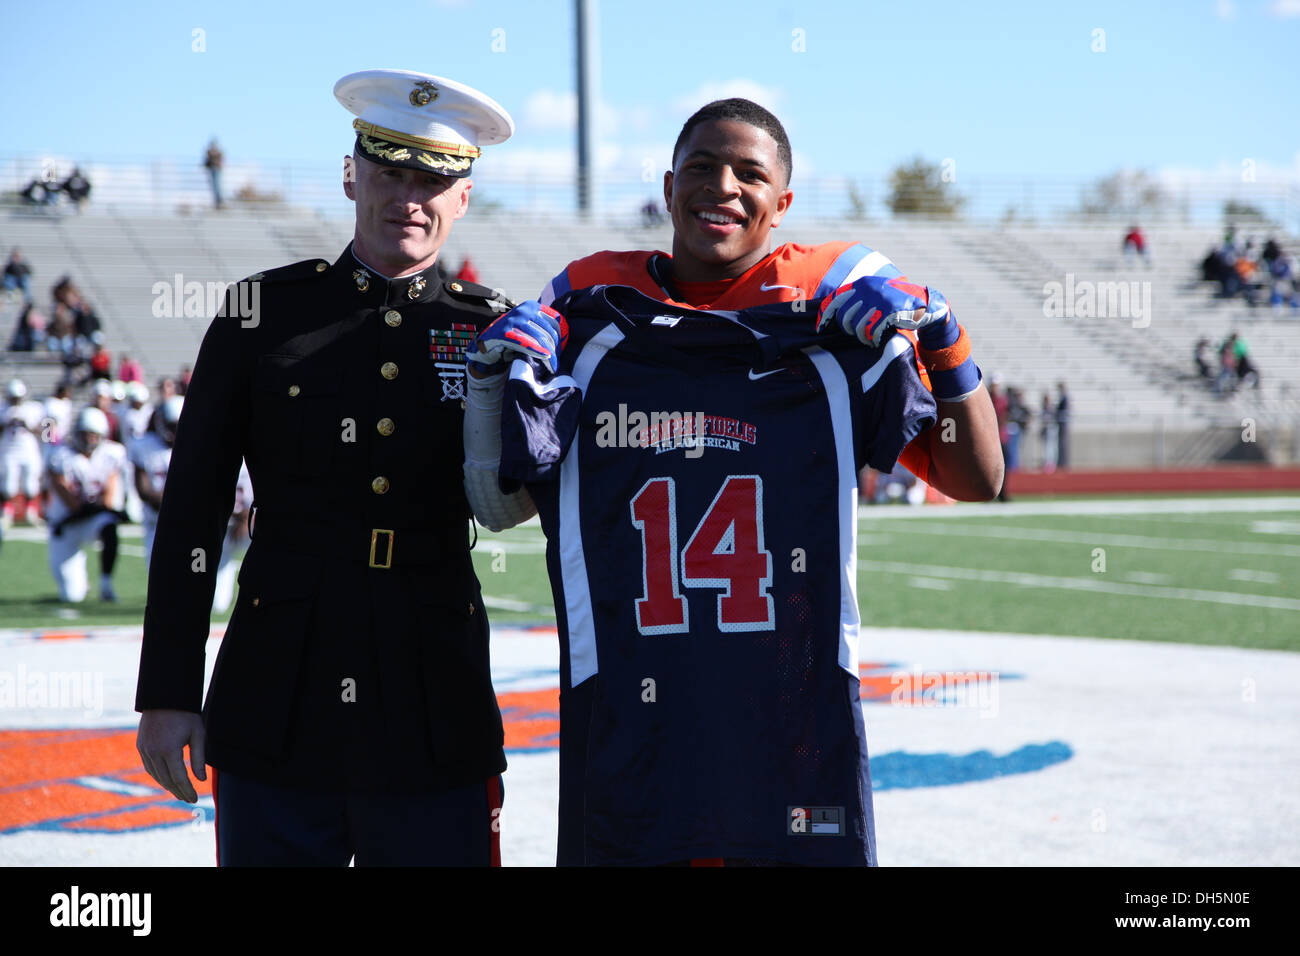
top-left (3, 498), bottom-right (1297, 651)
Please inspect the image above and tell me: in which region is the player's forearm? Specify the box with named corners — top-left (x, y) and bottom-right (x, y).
top-left (922, 384), bottom-right (1003, 501)
top-left (135, 471), bottom-right (162, 510)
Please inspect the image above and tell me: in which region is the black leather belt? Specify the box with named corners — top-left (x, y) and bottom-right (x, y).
top-left (248, 509), bottom-right (469, 570)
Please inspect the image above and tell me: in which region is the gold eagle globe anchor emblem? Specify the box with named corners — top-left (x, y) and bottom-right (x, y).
top-left (409, 81), bottom-right (439, 107)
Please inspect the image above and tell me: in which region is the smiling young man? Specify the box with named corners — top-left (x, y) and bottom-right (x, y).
top-left (463, 98), bottom-right (1002, 866)
top-left (136, 69), bottom-right (526, 866)
top-left (538, 98), bottom-right (1001, 500)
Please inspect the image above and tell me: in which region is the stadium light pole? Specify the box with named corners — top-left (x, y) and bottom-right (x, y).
top-left (576, 0), bottom-right (599, 218)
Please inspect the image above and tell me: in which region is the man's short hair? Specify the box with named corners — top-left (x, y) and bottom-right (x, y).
top-left (671, 98), bottom-right (793, 184)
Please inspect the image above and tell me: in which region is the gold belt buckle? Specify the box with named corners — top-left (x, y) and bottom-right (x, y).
top-left (369, 529), bottom-right (395, 569)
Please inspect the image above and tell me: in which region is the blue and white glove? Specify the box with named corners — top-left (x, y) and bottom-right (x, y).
top-left (467, 300), bottom-right (569, 376)
top-left (816, 275), bottom-right (952, 349)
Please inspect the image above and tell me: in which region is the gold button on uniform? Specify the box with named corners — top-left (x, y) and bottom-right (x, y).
top-left (315, 262), bottom-right (327, 272)
top-left (288, 385), bottom-right (300, 397)
top-left (377, 417), bottom-right (395, 436)
top-left (450, 281), bottom-right (463, 292)
top-left (384, 310), bottom-right (402, 328)
top-left (371, 476), bottom-right (390, 494)
top-left (381, 362), bottom-right (398, 380)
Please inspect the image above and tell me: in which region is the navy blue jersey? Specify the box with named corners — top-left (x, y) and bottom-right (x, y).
top-left (501, 285), bottom-right (937, 866)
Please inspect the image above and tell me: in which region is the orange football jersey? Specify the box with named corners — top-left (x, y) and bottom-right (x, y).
top-left (540, 242), bottom-right (934, 482)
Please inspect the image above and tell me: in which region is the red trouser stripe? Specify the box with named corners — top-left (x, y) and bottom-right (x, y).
top-left (211, 766), bottom-right (220, 867)
top-left (486, 776), bottom-right (503, 868)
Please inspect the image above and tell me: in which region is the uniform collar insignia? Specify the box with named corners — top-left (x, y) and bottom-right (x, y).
top-left (353, 268), bottom-right (371, 293)
top-left (406, 273), bottom-right (427, 300)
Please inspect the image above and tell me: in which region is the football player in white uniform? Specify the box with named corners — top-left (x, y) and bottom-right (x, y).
top-left (213, 462), bottom-right (253, 613)
top-left (132, 396), bottom-right (249, 611)
top-left (1, 380), bottom-right (45, 542)
top-left (45, 407), bottom-right (128, 602)
top-left (131, 396), bottom-right (181, 567)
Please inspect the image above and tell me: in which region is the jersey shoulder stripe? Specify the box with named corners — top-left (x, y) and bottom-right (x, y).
top-left (542, 251), bottom-right (664, 304)
top-left (811, 242), bottom-right (902, 300)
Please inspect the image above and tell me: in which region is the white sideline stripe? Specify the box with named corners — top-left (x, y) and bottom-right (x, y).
top-left (1251, 521), bottom-right (1300, 535)
top-left (886, 520), bottom-right (1300, 558)
top-left (858, 496), bottom-right (1300, 520)
top-left (856, 558), bottom-right (1300, 611)
top-left (1229, 568), bottom-right (1281, 585)
top-left (75, 776), bottom-right (157, 798)
top-left (908, 577), bottom-right (954, 591)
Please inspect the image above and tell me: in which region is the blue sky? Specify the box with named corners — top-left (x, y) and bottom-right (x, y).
top-left (2, 0), bottom-right (1297, 216)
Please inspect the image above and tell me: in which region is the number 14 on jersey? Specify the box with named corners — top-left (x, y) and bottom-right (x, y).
top-left (629, 475), bottom-right (775, 635)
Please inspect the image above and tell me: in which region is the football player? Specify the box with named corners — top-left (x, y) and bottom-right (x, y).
top-left (45, 407), bottom-right (128, 602)
top-left (463, 98), bottom-right (1003, 866)
top-left (131, 395), bottom-right (182, 567)
top-left (466, 98), bottom-right (1001, 522)
top-left (1, 380), bottom-right (44, 540)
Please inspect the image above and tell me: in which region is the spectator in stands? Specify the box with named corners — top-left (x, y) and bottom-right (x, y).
top-left (1216, 232), bottom-right (1241, 298)
top-left (19, 176), bottom-right (60, 206)
top-left (1232, 333), bottom-right (1259, 389)
top-left (1194, 337), bottom-right (1215, 380)
top-left (990, 375), bottom-right (1012, 501)
top-left (3, 248), bottom-right (32, 300)
top-left (203, 139), bottom-right (225, 209)
top-left (1055, 382), bottom-right (1071, 470)
top-left (176, 365), bottom-right (192, 395)
top-left (1038, 392), bottom-right (1057, 472)
top-left (1262, 237), bottom-right (1281, 269)
top-left (61, 167), bottom-right (91, 211)
top-left (1268, 249), bottom-right (1299, 311)
top-left (118, 354), bottom-right (144, 383)
top-left (7, 303), bottom-right (46, 352)
top-left (1215, 336), bottom-right (1237, 396)
top-left (87, 342), bottom-right (113, 382)
top-left (1006, 386), bottom-right (1030, 472)
top-left (1122, 225), bottom-right (1150, 267)
top-left (45, 302), bottom-right (78, 360)
top-left (641, 199), bottom-right (665, 227)
top-left (157, 376), bottom-right (178, 402)
top-left (54, 280), bottom-right (101, 341)
top-left (455, 256), bottom-right (481, 284)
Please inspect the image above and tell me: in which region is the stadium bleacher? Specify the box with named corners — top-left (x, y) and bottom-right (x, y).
top-left (3, 207), bottom-right (1297, 466)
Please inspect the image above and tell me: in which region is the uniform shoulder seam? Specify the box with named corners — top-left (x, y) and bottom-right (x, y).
top-left (239, 258), bottom-right (330, 285)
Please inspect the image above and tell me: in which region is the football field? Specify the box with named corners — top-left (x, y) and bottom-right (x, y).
top-left (1, 493), bottom-right (1297, 865)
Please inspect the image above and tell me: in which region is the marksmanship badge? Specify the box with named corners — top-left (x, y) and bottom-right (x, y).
top-left (430, 323), bottom-right (476, 401)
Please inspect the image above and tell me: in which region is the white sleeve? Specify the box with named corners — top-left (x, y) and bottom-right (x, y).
top-left (463, 370), bottom-right (538, 532)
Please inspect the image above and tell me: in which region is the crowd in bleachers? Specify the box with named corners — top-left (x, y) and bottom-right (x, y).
top-left (15, 167), bottom-right (92, 212)
top-left (1200, 227), bottom-right (1299, 310)
top-left (1194, 332), bottom-right (1260, 396)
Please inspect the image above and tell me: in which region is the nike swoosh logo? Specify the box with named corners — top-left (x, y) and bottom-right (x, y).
top-left (748, 368), bottom-right (782, 380)
top-left (759, 282), bottom-right (800, 292)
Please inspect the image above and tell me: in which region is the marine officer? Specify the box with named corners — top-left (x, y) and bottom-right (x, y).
top-left (135, 69), bottom-right (532, 866)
